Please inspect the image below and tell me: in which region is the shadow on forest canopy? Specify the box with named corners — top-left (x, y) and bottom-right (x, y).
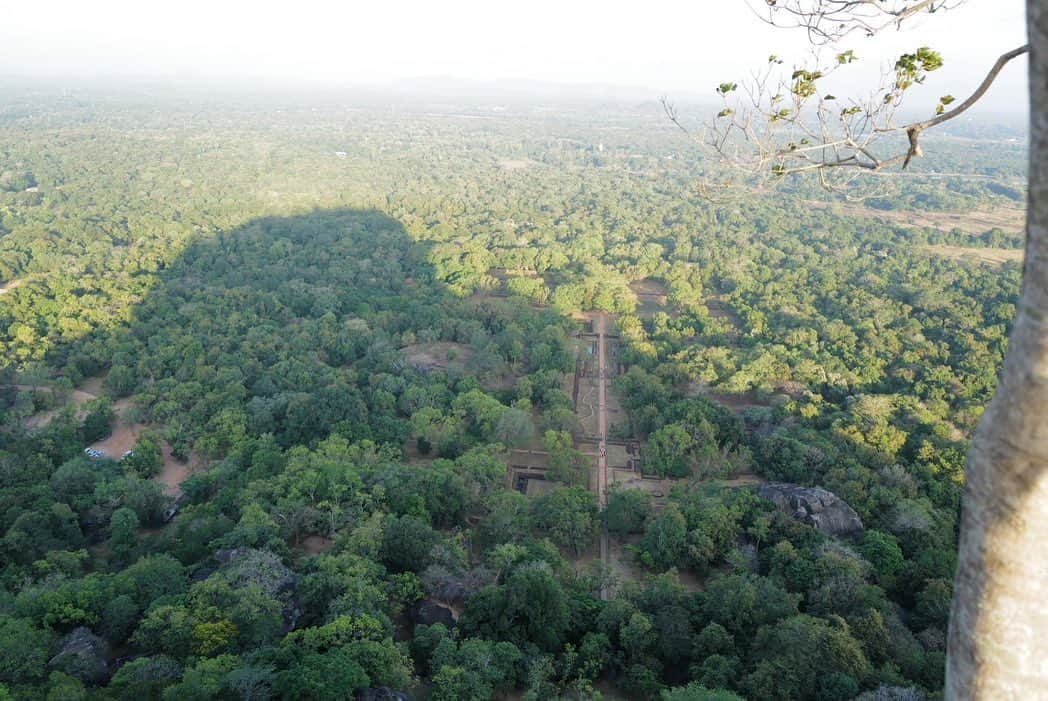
top-left (55, 208), bottom-right (484, 457)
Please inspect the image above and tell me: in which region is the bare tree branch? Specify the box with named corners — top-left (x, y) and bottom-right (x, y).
top-left (750, 0), bottom-right (967, 44)
top-left (891, 44), bottom-right (1029, 167)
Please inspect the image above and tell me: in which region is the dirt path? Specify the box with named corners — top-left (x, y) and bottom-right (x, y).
top-left (17, 384), bottom-right (101, 430)
top-left (597, 315), bottom-right (608, 508)
top-left (596, 313), bottom-right (610, 601)
top-left (80, 376), bottom-right (105, 397)
top-left (88, 424), bottom-right (142, 459)
top-left (158, 443), bottom-right (192, 498)
top-left (576, 384), bottom-right (597, 422)
top-left (0, 279), bottom-right (22, 296)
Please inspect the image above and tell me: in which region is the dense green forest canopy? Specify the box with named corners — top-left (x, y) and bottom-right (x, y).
top-left (0, 84), bottom-right (1026, 700)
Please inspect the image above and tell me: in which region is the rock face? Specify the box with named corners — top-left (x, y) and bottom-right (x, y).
top-left (410, 599), bottom-right (456, 628)
top-left (756, 483), bottom-right (864, 538)
top-left (49, 627), bottom-right (110, 684)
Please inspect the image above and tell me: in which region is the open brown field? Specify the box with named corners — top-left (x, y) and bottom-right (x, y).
top-left (809, 201), bottom-right (1025, 236)
top-left (609, 469), bottom-right (673, 503)
top-left (921, 244), bottom-right (1024, 266)
top-left (158, 443), bottom-right (195, 498)
top-left (705, 298), bottom-right (743, 330)
top-left (631, 280), bottom-right (671, 319)
top-left (684, 381), bottom-right (773, 413)
top-left (299, 535), bottom-right (335, 555)
top-left (400, 342), bottom-right (473, 372)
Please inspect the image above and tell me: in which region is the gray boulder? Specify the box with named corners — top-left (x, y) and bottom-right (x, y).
top-left (410, 599), bottom-right (456, 628)
top-left (48, 627), bottom-right (109, 684)
top-left (756, 482), bottom-right (864, 538)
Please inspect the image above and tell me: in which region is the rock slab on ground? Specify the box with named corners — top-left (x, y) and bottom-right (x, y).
top-left (410, 599), bottom-right (456, 628)
top-left (49, 627), bottom-right (110, 684)
top-left (756, 482), bottom-right (864, 538)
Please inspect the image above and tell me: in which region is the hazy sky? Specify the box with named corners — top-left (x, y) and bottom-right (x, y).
top-left (1, 0), bottom-right (1029, 110)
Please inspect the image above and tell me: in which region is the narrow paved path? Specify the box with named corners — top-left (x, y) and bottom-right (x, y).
top-left (597, 313), bottom-right (608, 507)
top-left (596, 313), bottom-right (610, 599)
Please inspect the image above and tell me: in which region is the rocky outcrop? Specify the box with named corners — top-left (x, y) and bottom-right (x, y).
top-left (48, 627), bottom-right (110, 684)
top-left (410, 599), bottom-right (456, 628)
top-left (756, 483), bottom-right (864, 538)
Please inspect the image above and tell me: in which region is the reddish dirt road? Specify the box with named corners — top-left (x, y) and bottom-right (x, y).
top-left (158, 443), bottom-right (191, 499)
top-left (597, 314), bottom-right (608, 509)
top-left (22, 388), bottom-right (99, 429)
top-left (596, 313), bottom-right (610, 600)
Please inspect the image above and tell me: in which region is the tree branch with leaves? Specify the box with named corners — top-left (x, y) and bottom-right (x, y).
top-left (663, 0), bottom-right (1027, 195)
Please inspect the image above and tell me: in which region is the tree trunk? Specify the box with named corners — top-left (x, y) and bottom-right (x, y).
top-left (945, 1), bottom-right (1048, 696)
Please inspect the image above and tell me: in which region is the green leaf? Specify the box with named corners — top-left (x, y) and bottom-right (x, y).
top-left (916, 47), bottom-right (944, 72)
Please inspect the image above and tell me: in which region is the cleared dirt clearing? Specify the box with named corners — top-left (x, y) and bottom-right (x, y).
top-left (21, 385), bottom-right (100, 429)
top-left (400, 342), bottom-right (472, 372)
